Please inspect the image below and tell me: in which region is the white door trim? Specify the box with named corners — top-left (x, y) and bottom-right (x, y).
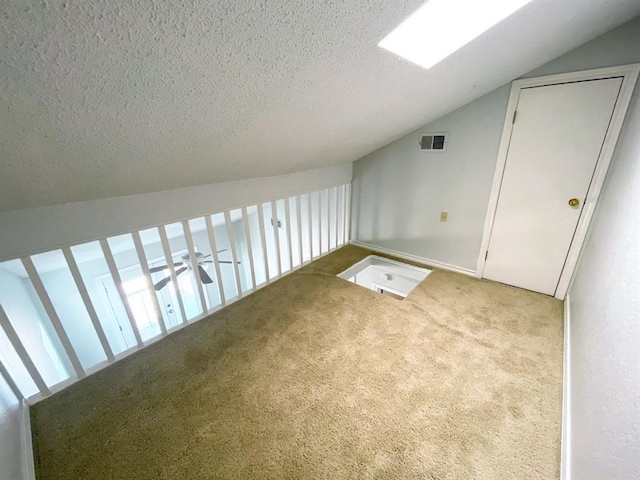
top-left (476, 64), bottom-right (639, 299)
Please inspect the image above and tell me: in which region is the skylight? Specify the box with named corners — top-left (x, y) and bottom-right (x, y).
top-left (378, 0), bottom-right (534, 70)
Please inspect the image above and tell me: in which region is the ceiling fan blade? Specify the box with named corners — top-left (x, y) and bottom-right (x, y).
top-left (153, 275), bottom-right (173, 291)
top-left (203, 250), bottom-right (226, 259)
top-left (218, 261), bottom-right (241, 264)
top-left (176, 265), bottom-right (188, 276)
top-left (154, 265), bottom-right (188, 290)
top-left (149, 262), bottom-right (184, 274)
top-left (198, 265), bottom-right (214, 284)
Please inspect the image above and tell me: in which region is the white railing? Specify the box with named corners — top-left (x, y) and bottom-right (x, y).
top-left (0, 184), bottom-right (351, 403)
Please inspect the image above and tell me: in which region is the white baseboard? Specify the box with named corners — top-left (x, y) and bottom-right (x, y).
top-left (561, 295), bottom-right (571, 480)
top-left (21, 400), bottom-right (35, 480)
top-left (349, 241), bottom-right (476, 277)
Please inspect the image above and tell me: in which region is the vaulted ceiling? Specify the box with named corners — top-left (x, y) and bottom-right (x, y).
top-left (2, 0), bottom-right (639, 211)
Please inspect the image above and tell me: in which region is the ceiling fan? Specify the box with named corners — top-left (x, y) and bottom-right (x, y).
top-left (149, 250), bottom-right (238, 291)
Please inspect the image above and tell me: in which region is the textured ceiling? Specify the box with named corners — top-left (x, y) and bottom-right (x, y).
top-left (1, 0), bottom-right (639, 211)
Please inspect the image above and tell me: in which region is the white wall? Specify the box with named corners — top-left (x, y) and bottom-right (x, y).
top-left (0, 163), bottom-right (352, 262)
top-left (0, 375), bottom-right (33, 480)
top-left (352, 85), bottom-right (509, 270)
top-left (351, 16), bottom-right (640, 271)
top-left (565, 74), bottom-right (640, 480)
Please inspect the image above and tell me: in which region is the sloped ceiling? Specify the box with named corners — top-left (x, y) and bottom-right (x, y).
top-left (1, 0), bottom-right (639, 211)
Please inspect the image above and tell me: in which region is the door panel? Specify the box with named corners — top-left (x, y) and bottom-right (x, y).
top-left (483, 78), bottom-right (622, 295)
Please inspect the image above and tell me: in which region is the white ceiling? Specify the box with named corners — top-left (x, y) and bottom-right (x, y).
top-left (1, 0), bottom-right (639, 211)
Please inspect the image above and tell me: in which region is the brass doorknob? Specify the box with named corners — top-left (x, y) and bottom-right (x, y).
top-left (568, 198), bottom-right (580, 207)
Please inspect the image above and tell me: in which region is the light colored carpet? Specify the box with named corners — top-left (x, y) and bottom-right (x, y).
top-left (31, 245), bottom-right (564, 479)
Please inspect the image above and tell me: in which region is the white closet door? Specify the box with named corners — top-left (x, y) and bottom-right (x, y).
top-left (483, 77), bottom-right (622, 295)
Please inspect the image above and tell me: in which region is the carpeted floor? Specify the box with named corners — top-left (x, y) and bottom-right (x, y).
top-left (31, 245), bottom-right (564, 479)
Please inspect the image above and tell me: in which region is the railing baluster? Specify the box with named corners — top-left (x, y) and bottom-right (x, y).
top-left (131, 232), bottom-right (167, 336)
top-left (317, 191), bottom-right (323, 256)
top-left (325, 188), bottom-right (331, 252)
top-left (22, 257), bottom-right (85, 379)
top-left (204, 216), bottom-right (226, 307)
top-left (257, 205), bottom-right (270, 281)
top-left (62, 247), bottom-right (115, 362)
top-left (307, 193), bottom-right (313, 260)
top-left (0, 306), bottom-right (50, 396)
top-left (0, 357), bottom-right (24, 401)
top-left (271, 201), bottom-right (282, 277)
top-left (224, 211), bottom-right (243, 298)
top-left (100, 239), bottom-right (144, 348)
top-left (182, 221), bottom-right (208, 315)
top-left (158, 226), bottom-right (188, 325)
top-left (333, 186), bottom-right (339, 250)
top-left (340, 184), bottom-right (348, 246)
top-left (296, 196), bottom-right (303, 266)
top-left (241, 207), bottom-right (256, 290)
top-left (284, 198), bottom-right (293, 271)
top-left (345, 183), bottom-right (352, 244)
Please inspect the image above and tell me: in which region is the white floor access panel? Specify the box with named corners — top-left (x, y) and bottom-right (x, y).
top-left (337, 255), bottom-right (431, 299)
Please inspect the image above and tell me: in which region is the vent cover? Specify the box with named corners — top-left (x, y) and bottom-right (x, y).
top-left (419, 133), bottom-right (447, 152)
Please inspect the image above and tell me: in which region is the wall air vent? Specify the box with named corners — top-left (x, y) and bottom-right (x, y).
top-left (419, 133), bottom-right (447, 152)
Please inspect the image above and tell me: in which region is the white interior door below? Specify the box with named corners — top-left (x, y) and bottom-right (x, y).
top-left (483, 77), bottom-right (622, 295)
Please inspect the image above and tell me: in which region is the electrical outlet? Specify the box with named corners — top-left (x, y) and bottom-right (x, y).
top-left (440, 211), bottom-right (448, 222)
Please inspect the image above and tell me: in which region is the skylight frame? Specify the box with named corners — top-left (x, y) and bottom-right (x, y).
top-left (378, 0), bottom-right (535, 70)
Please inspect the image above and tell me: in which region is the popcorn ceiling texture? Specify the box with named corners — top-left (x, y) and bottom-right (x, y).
top-left (1, 0), bottom-right (639, 211)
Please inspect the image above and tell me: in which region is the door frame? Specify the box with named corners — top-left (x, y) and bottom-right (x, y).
top-left (476, 64), bottom-right (639, 299)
